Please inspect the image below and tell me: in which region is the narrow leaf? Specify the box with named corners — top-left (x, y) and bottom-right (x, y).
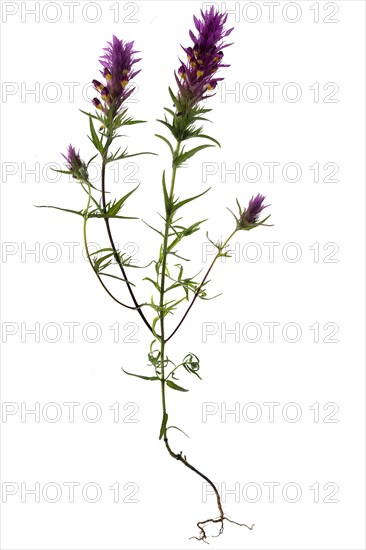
top-left (50, 168), bottom-right (72, 175)
top-left (100, 272), bottom-right (131, 284)
top-left (113, 151), bottom-right (157, 162)
top-left (142, 219), bottom-right (164, 237)
top-left (79, 109), bottom-right (99, 120)
top-left (159, 412), bottom-right (168, 440)
top-left (107, 185), bottom-right (139, 217)
top-left (168, 87), bottom-right (178, 105)
top-left (122, 368), bottom-right (159, 381)
top-left (89, 248), bottom-right (114, 256)
top-left (89, 116), bottom-right (103, 153)
top-left (90, 213), bottom-right (139, 220)
top-left (34, 205), bottom-right (83, 216)
top-left (175, 144), bottom-right (214, 166)
top-left (173, 188), bottom-right (210, 212)
top-left (162, 170), bottom-right (169, 210)
top-left (143, 277), bottom-right (161, 291)
top-left (157, 119), bottom-right (174, 132)
top-left (87, 154), bottom-right (99, 167)
top-left (155, 134), bottom-right (174, 155)
top-left (198, 134), bottom-right (221, 147)
top-left (123, 119), bottom-right (146, 125)
top-left (124, 151), bottom-right (157, 158)
top-left (94, 252), bottom-right (114, 271)
top-left (166, 380), bottom-right (189, 392)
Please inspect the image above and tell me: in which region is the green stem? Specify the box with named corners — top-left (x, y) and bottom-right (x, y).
top-left (165, 228), bottom-right (237, 343)
top-left (159, 141), bottom-right (181, 431)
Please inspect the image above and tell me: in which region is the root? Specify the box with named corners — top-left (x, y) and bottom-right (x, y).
top-left (190, 516), bottom-right (254, 544)
top-left (163, 437), bottom-right (254, 543)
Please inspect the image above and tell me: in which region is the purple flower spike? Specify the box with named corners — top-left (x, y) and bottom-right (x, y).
top-left (239, 194), bottom-right (268, 229)
top-left (92, 35), bottom-right (141, 117)
top-left (176, 7), bottom-right (234, 107)
top-left (61, 145), bottom-right (88, 180)
top-left (62, 144), bottom-right (81, 171)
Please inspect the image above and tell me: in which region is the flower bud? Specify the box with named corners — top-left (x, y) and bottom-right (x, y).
top-left (61, 145), bottom-right (88, 181)
top-left (92, 79), bottom-right (104, 91)
top-left (92, 97), bottom-right (104, 111)
top-left (238, 194), bottom-right (269, 230)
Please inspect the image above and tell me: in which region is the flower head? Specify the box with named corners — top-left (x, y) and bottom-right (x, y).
top-left (92, 35), bottom-right (141, 116)
top-left (61, 145), bottom-right (88, 180)
top-left (227, 194), bottom-right (270, 231)
top-left (238, 194), bottom-right (269, 229)
top-left (175, 8), bottom-right (233, 108)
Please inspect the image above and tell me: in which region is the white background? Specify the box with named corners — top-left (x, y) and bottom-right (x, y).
top-left (1, 1), bottom-right (365, 549)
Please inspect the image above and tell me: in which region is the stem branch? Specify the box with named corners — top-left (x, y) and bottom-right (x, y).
top-left (100, 158), bottom-right (153, 333)
top-left (82, 183), bottom-right (139, 310)
top-left (165, 229), bottom-right (237, 342)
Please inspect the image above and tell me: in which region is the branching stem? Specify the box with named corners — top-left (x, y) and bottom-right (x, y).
top-left (82, 183), bottom-right (139, 310)
top-left (100, 154), bottom-right (153, 333)
top-left (165, 229), bottom-right (237, 342)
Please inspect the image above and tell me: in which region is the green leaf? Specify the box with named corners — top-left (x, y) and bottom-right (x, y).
top-left (168, 251), bottom-right (190, 262)
top-left (174, 144), bottom-right (214, 166)
top-left (165, 283), bottom-right (181, 293)
top-left (157, 119), bottom-right (174, 133)
top-left (86, 154), bottom-right (99, 167)
top-left (143, 277), bottom-right (161, 292)
top-left (34, 205), bottom-right (83, 216)
top-left (168, 87), bottom-right (178, 105)
top-left (191, 116), bottom-right (211, 123)
top-left (80, 180), bottom-right (103, 193)
top-left (100, 272), bottom-right (131, 284)
top-left (142, 220), bottom-right (164, 237)
top-left (164, 107), bottom-right (175, 117)
top-left (50, 168), bottom-right (72, 175)
top-left (239, 214), bottom-right (273, 231)
top-left (90, 213), bottom-right (138, 220)
top-left (107, 185), bottom-right (139, 217)
top-left (89, 116), bottom-right (103, 153)
top-left (159, 412), bottom-right (168, 440)
top-left (200, 291), bottom-right (223, 301)
top-left (123, 119), bottom-right (146, 125)
top-left (162, 170), bottom-right (170, 211)
top-left (124, 151), bottom-right (157, 158)
top-left (106, 147), bottom-right (127, 163)
top-left (122, 368), bottom-right (159, 381)
top-left (194, 107), bottom-right (212, 114)
top-left (112, 151), bottom-right (157, 162)
top-left (173, 188), bottom-right (210, 212)
top-left (182, 353), bottom-right (202, 380)
top-left (151, 316), bottom-right (161, 338)
top-left (89, 248), bottom-right (114, 256)
top-left (166, 380), bottom-right (189, 392)
top-left (79, 109), bottom-right (99, 120)
top-left (198, 134), bottom-right (221, 147)
top-left (155, 134), bottom-right (174, 155)
top-left (93, 252), bottom-right (114, 272)
top-left (167, 219), bottom-right (207, 251)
